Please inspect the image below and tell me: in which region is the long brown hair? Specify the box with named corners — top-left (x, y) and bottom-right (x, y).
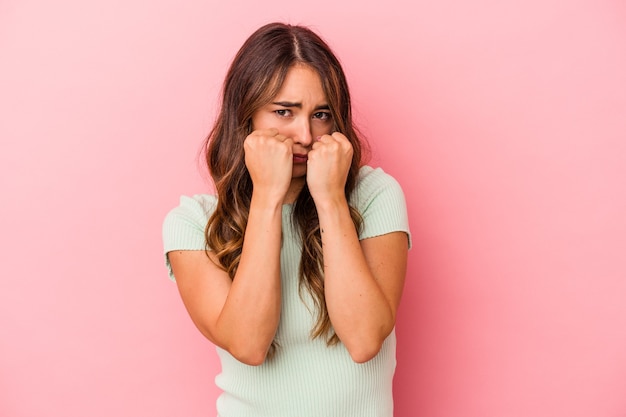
top-left (204, 22), bottom-right (367, 351)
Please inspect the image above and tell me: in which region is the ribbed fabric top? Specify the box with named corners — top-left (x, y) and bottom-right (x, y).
top-left (163, 166), bottom-right (411, 417)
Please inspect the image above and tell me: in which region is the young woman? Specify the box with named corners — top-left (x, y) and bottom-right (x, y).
top-left (163, 22), bottom-right (411, 417)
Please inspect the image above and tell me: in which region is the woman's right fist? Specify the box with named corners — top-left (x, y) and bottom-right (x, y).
top-left (244, 128), bottom-right (294, 201)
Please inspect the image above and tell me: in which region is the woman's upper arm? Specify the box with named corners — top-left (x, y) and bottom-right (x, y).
top-left (360, 231), bottom-right (409, 320)
top-left (167, 250), bottom-right (232, 346)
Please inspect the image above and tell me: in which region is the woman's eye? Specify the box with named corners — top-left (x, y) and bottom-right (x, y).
top-left (275, 109), bottom-right (291, 117)
top-left (313, 112), bottom-right (331, 121)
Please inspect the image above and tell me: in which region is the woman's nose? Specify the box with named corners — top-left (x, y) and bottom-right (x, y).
top-left (292, 118), bottom-right (313, 146)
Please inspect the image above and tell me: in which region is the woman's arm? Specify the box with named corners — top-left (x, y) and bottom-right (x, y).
top-left (307, 133), bottom-right (409, 363)
top-left (317, 201), bottom-right (408, 363)
top-left (168, 129), bottom-right (294, 366)
top-left (169, 196), bottom-right (283, 366)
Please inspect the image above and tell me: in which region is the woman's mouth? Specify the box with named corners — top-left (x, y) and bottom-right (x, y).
top-left (293, 153), bottom-right (308, 164)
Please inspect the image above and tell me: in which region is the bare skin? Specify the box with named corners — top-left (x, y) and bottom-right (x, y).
top-left (169, 64), bottom-right (408, 365)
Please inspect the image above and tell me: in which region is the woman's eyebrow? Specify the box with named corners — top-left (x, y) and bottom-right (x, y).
top-left (273, 101), bottom-right (302, 108)
top-left (272, 101), bottom-right (330, 110)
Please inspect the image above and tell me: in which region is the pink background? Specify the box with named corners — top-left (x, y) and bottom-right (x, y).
top-left (2, 1), bottom-right (625, 416)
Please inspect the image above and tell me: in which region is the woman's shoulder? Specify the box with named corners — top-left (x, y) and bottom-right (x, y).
top-left (355, 165), bottom-right (404, 195)
top-left (164, 194), bottom-right (218, 225)
top-left (162, 194), bottom-right (217, 280)
top-left (353, 165), bottom-right (411, 246)
top-left (352, 165), bottom-right (407, 215)
top-left (176, 193), bottom-right (217, 211)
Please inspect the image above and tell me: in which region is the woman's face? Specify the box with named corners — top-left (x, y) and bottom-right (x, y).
top-left (251, 64), bottom-right (334, 182)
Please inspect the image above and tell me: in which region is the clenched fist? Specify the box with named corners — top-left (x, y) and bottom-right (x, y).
top-left (244, 128), bottom-right (294, 203)
top-left (306, 132), bottom-right (353, 206)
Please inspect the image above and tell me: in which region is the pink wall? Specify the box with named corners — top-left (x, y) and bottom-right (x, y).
top-left (1, 1), bottom-right (625, 416)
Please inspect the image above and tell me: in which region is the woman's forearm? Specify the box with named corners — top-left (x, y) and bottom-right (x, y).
top-left (317, 198), bottom-right (397, 363)
top-left (214, 194), bottom-right (283, 364)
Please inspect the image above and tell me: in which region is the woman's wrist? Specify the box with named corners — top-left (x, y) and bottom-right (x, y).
top-left (250, 188), bottom-right (288, 210)
top-left (313, 193), bottom-right (350, 217)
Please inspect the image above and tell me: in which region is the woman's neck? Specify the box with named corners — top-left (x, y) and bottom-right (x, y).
top-left (283, 178), bottom-right (305, 204)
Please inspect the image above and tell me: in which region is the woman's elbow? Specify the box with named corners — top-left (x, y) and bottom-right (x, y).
top-left (343, 324), bottom-right (394, 363)
top-left (346, 339), bottom-right (384, 364)
top-left (231, 349), bottom-right (268, 366)
top-left (195, 325), bottom-right (270, 366)
top-left (227, 341), bottom-right (271, 366)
